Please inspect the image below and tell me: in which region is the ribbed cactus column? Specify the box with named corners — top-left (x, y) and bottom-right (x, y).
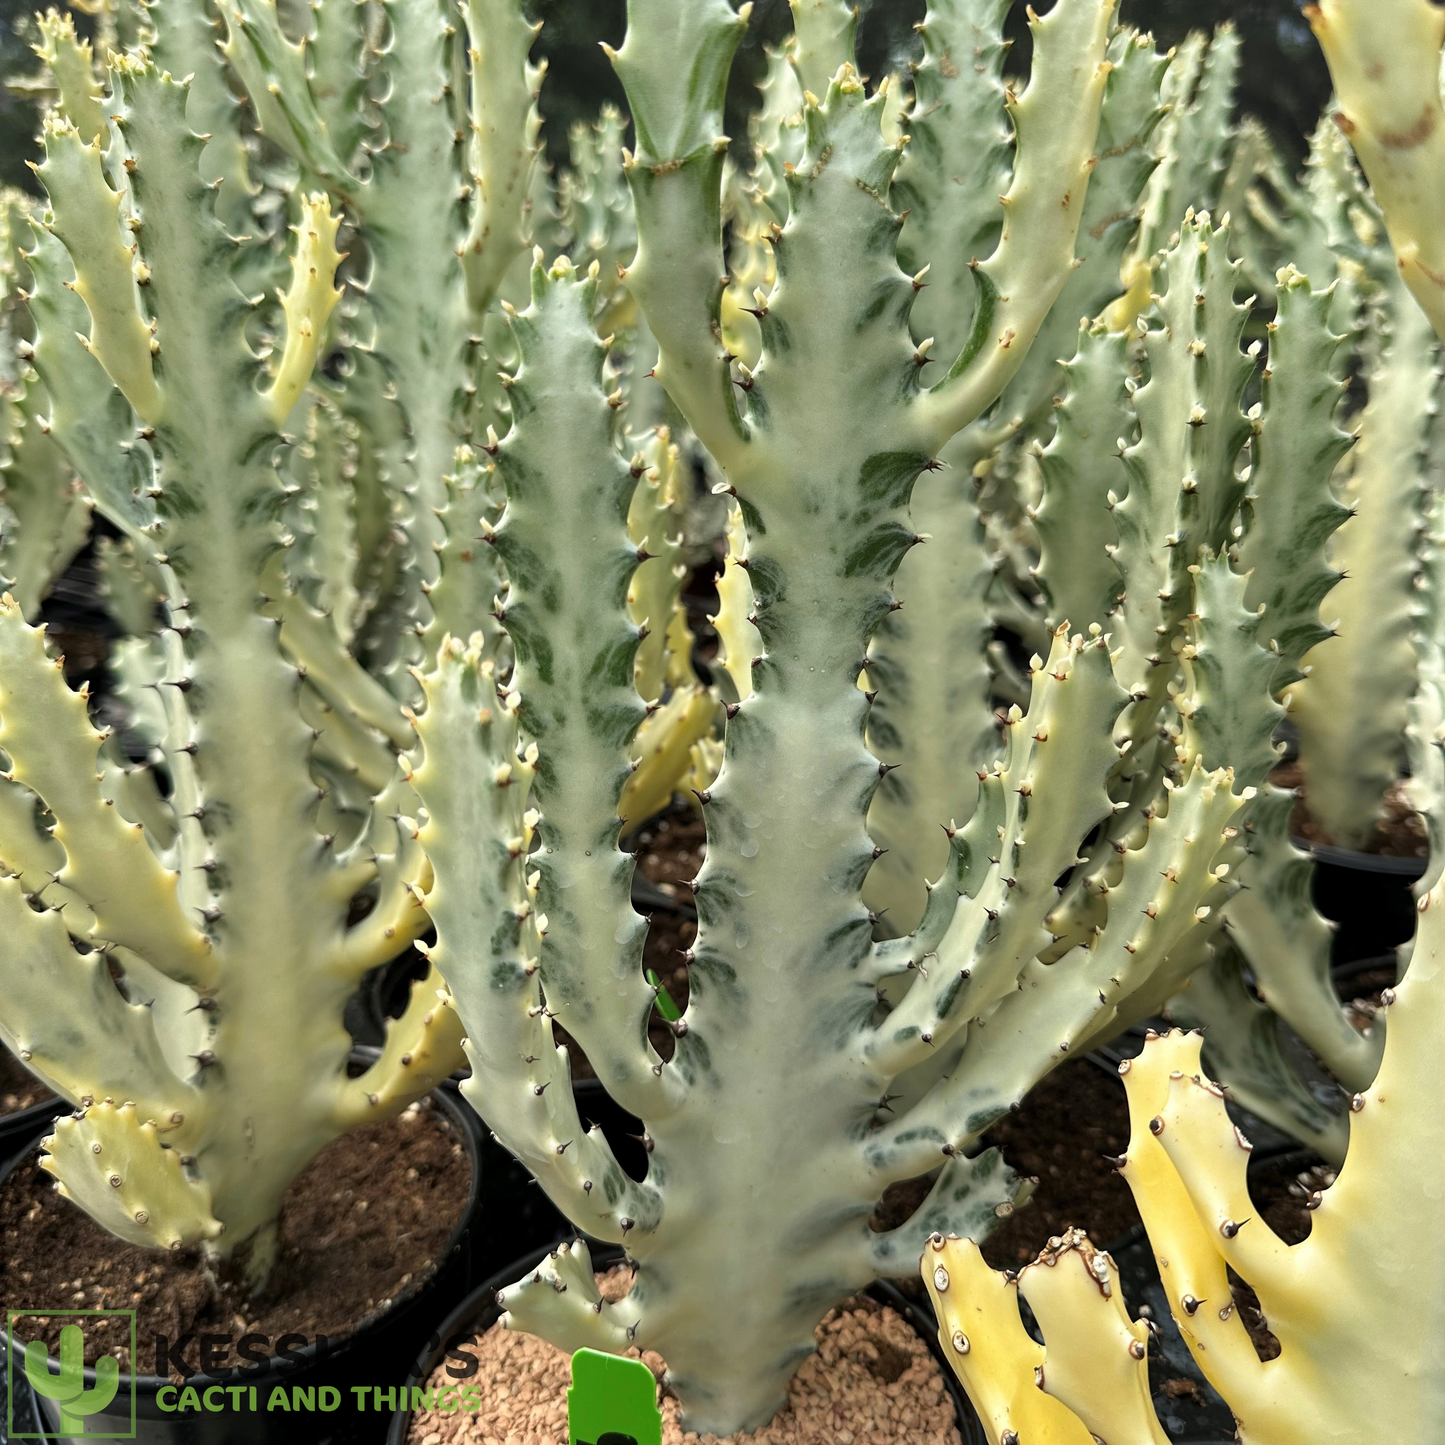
top-left (408, 0), bottom-right (1341, 1431)
top-left (412, 0), bottom-right (1274, 1432)
top-left (616, 3), bottom-right (1116, 1425)
top-left (1, 51), bottom-right (460, 1293)
top-left (1290, 274), bottom-right (1435, 849)
top-left (219, 0), bottom-right (544, 676)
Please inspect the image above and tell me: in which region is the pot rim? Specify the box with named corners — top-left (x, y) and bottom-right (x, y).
top-left (4, 1059), bottom-right (481, 1395)
top-left (383, 1243), bottom-right (988, 1445)
top-left (1290, 837), bottom-right (1427, 877)
top-left (1332, 952), bottom-right (1399, 982)
top-left (0, 1092), bottom-right (65, 1138)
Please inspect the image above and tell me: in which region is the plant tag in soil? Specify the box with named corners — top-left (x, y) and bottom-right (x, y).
top-left (568, 1348), bottom-right (661, 1445)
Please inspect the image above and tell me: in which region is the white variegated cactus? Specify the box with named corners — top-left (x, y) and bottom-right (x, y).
top-left (0, 0), bottom-right (551, 1290)
top-left (404, 1), bottom-right (1362, 1431)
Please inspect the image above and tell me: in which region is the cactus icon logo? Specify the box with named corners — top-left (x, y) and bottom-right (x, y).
top-left (8, 1310), bottom-right (136, 1438)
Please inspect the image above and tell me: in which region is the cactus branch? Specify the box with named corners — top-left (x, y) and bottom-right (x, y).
top-left (265, 194), bottom-right (344, 426)
top-left (37, 120), bottom-right (162, 424)
top-left (0, 597), bottom-right (213, 984)
top-left (611, 0), bottom-right (753, 465)
top-left (459, 0), bottom-right (545, 314)
top-left (1307, 0), bottom-right (1445, 341)
top-left (917, 0), bottom-right (1119, 444)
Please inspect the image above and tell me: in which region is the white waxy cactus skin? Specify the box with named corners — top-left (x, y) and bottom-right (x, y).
top-left (410, 5), bottom-right (1325, 1434)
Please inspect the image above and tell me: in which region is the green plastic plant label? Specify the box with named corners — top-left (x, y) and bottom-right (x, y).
top-left (567, 1347), bottom-right (662, 1445)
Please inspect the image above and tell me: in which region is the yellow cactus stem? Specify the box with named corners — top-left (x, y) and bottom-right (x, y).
top-left (619, 685), bottom-right (720, 830)
top-left (923, 1229), bottom-right (1170, 1445)
top-left (41, 1100), bottom-right (222, 1253)
top-left (710, 496), bottom-right (758, 703)
top-left (719, 168), bottom-right (778, 371)
top-left (34, 9), bottom-right (107, 148)
top-left (1306, 0), bottom-right (1445, 341)
top-left (930, 882), bottom-right (1445, 1445)
top-left (1114, 1029), bottom-right (1286, 1435)
top-left (459, 0), bottom-right (546, 315)
top-left (1017, 1232), bottom-right (1169, 1445)
top-left (921, 1233), bottom-right (1095, 1445)
top-left (1117, 944), bottom-right (1445, 1445)
top-left (626, 426), bottom-right (693, 702)
top-left (0, 595), bottom-right (214, 988)
top-left (37, 116), bottom-right (162, 425)
top-left (1102, 251), bottom-right (1154, 333)
top-left (266, 193), bottom-right (345, 426)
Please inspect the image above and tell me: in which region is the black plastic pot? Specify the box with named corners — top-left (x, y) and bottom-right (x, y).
top-left (1296, 838), bottom-right (1424, 968)
top-left (384, 1245), bottom-right (988, 1445)
top-left (0, 1091), bottom-right (64, 1171)
top-left (5, 1084), bottom-right (482, 1445)
top-left (1331, 952), bottom-right (1399, 992)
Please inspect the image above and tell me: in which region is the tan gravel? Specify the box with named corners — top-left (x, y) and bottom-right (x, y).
top-left (406, 1268), bottom-right (961, 1445)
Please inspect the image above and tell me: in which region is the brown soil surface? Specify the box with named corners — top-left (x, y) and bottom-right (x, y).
top-left (0, 1046), bottom-right (54, 1117)
top-left (633, 812), bottom-right (706, 901)
top-left (869, 1058), bottom-right (1138, 1274)
top-left (0, 1096), bottom-right (471, 1379)
top-left (1336, 961), bottom-right (1396, 1034)
top-left (973, 1057), bottom-right (1139, 1267)
top-left (1274, 759), bottom-right (1427, 858)
top-left (49, 624), bottom-right (111, 685)
top-left (407, 1267), bottom-right (959, 1445)
top-left (975, 1058), bottom-right (1139, 1266)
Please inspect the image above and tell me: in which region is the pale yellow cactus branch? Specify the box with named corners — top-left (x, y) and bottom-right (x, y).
top-left (1114, 1032), bottom-right (1281, 1427)
top-left (1018, 1233), bottom-right (1170, 1445)
top-left (334, 962), bottom-right (465, 1125)
top-left (333, 827), bottom-right (432, 978)
top-left (0, 597), bottom-right (214, 988)
top-left (34, 9), bottom-right (107, 147)
top-left (265, 576), bottom-right (415, 751)
top-left (626, 427), bottom-right (691, 702)
top-left (710, 496), bottom-right (758, 702)
top-left (920, 1233), bottom-right (1095, 1444)
top-left (619, 685), bottom-right (719, 827)
top-left (1150, 1049), bottom-right (1301, 1291)
top-left (1307, 0), bottom-right (1445, 341)
top-left (36, 117), bottom-right (162, 424)
top-left (266, 193), bottom-right (344, 426)
top-left (1117, 950), bottom-right (1445, 1444)
top-left (0, 774), bottom-right (68, 895)
top-left (42, 1100), bottom-right (222, 1253)
top-left (460, 0), bottom-right (545, 315)
top-left (923, 1230), bottom-right (1172, 1445)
